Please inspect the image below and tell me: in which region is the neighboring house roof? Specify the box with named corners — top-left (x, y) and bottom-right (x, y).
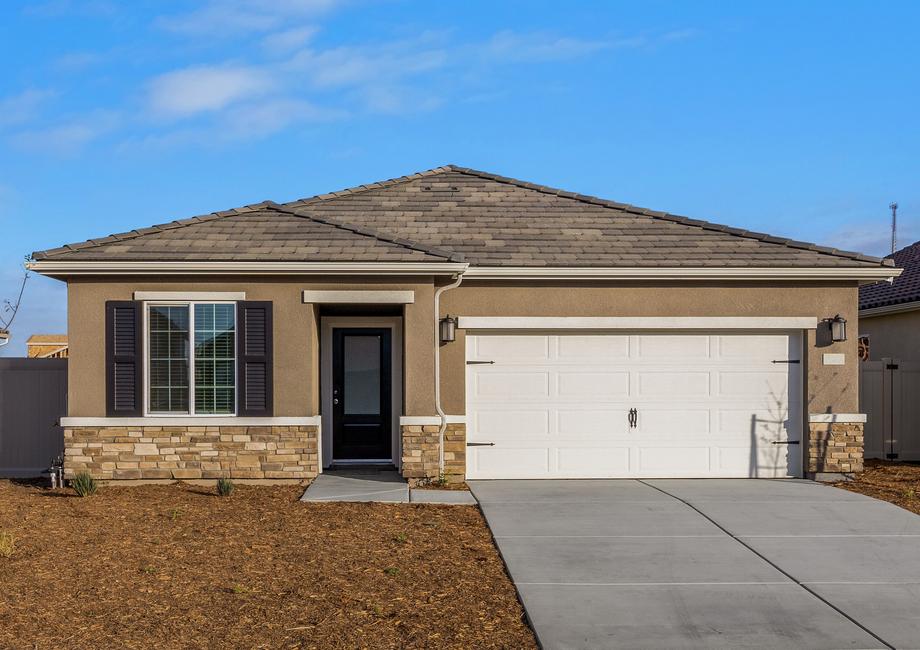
top-left (860, 240), bottom-right (920, 310)
top-left (27, 334), bottom-right (69, 358)
top-left (31, 165), bottom-right (892, 269)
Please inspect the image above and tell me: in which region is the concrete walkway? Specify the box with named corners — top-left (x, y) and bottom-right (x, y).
top-left (470, 478), bottom-right (920, 649)
top-left (301, 468), bottom-right (476, 504)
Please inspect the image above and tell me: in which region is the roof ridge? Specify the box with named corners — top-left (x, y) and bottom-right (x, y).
top-left (444, 166), bottom-right (893, 267)
top-left (32, 201), bottom-right (274, 260)
top-left (264, 202), bottom-right (464, 262)
top-left (285, 165), bottom-right (457, 208)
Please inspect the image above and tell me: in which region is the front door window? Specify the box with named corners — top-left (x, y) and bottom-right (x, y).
top-left (332, 328), bottom-right (392, 460)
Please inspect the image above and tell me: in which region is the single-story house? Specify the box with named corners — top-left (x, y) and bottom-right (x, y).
top-left (28, 166), bottom-right (900, 483)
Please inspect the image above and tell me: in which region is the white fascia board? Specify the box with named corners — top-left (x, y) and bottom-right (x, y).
top-left (859, 300), bottom-right (920, 318)
top-left (462, 266), bottom-right (902, 282)
top-left (28, 261), bottom-right (469, 276)
top-left (60, 416), bottom-right (322, 427)
top-left (303, 290), bottom-right (415, 304)
top-left (458, 316), bottom-right (819, 330)
top-left (134, 291), bottom-right (246, 301)
top-left (808, 413), bottom-right (867, 423)
top-left (399, 416), bottom-right (466, 425)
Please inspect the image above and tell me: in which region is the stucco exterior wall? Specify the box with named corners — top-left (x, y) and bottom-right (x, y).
top-left (65, 276), bottom-right (437, 417)
top-left (65, 276), bottom-right (860, 423)
top-left (859, 309), bottom-right (920, 362)
top-left (439, 281), bottom-right (861, 416)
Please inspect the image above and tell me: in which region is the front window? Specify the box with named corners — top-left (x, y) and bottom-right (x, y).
top-left (147, 303), bottom-right (236, 415)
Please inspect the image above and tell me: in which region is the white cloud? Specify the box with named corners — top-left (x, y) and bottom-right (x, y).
top-left (480, 30), bottom-right (613, 63)
top-left (10, 110), bottom-right (119, 154)
top-left (222, 98), bottom-right (344, 138)
top-left (262, 26), bottom-right (319, 55)
top-left (0, 89), bottom-right (56, 128)
top-left (824, 220), bottom-right (920, 259)
top-left (156, 0), bottom-right (341, 36)
top-left (147, 65), bottom-right (274, 118)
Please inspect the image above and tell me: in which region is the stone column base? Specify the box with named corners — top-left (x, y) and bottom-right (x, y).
top-left (400, 421), bottom-right (466, 486)
top-left (64, 425), bottom-right (319, 481)
top-left (807, 415), bottom-right (865, 480)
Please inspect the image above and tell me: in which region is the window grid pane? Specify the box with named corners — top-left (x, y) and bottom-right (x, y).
top-left (148, 306), bottom-right (190, 413)
top-left (194, 304), bottom-right (236, 414)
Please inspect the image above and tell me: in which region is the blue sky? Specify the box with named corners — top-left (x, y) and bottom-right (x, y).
top-left (1, 0), bottom-right (918, 355)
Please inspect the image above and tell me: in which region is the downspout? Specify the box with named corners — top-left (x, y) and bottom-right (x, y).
top-left (434, 272), bottom-right (465, 475)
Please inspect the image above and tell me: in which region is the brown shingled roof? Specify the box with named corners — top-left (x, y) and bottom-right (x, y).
top-left (860, 240), bottom-right (920, 309)
top-left (32, 165), bottom-right (892, 268)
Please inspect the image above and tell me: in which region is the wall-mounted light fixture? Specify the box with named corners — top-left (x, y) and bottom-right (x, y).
top-left (827, 314), bottom-right (847, 342)
top-left (439, 314), bottom-right (457, 343)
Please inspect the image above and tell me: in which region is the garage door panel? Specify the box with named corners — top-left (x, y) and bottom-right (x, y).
top-left (717, 409), bottom-right (799, 439)
top-left (638, 446), bottom-right (711, 474)
top-left (638, 371), bottom-right (710, 398)
top-left (557, 447), bottom-right (630, 475)
top-left (474, 409), bottom-right (550, 437)
top-left (473, 371), bottom-right (549, 399)
top-left (557, 335), bottom-right (629, 360)
top-left (557, 409), bottom-right (629, 437)
top-left (466, 332), bottom-right (802, 479)
top-left (471, 447), bottom-right (549, 478)
top-left (472, 335), bottom-right (550, 362)
top-left (717, 334), bottom-right (793, 361)
top-left (636, 334), bottom-right (710, 359)
top-left (557, 371), bottom-right (629, 397)
top-left (638, 409), bottom-right (711, 435)
top-left (717, 371), bottom-right (789, 398)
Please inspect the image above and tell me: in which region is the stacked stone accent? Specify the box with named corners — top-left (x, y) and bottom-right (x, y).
top-left (400, 422), bottom-right (466, 485)
top-left (64, 425), bottom-right (319, 481)
top-left (807, 421), bottom-right (864, 475)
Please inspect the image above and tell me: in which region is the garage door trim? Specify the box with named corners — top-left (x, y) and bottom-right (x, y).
top-left (458, 316), bottom-right (818, 330)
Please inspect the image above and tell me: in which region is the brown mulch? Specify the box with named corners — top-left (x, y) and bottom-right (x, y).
top-left (833, 459), bottom-right (920, 516)
top-left (0, 480), bottom-right (535, 649)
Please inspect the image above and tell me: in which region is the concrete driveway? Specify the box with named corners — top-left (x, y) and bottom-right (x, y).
top-left (469, 479), bottom-right (920, 649)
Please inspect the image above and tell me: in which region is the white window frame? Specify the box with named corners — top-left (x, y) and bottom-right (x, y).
top-left (143, 300), bottom-right (238, 417)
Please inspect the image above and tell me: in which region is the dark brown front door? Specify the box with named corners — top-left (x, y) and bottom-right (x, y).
top-left (332, 328), bottom-right (392, 460)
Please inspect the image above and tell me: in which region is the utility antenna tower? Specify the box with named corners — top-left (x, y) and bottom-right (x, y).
top-left (890, 202), bottom-right (899, 255)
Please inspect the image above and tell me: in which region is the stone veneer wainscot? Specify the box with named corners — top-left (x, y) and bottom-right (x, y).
top-left (807, 420), bottom-right (864, 475)
top-left (64, 425), bottom-right (318, 480)
top-left (400, 423), bottom-right (466, 486)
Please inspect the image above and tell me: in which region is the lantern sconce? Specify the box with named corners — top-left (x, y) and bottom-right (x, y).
top-left (826, 314), bottom-right (847, 342)
top-left (439, 314), bottom-right (457, 343)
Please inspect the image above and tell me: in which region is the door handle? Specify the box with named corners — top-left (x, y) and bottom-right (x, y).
top-left (628, 408), bottom-right (637, 429)
top-left (333, 398), bottom-right (339, 405)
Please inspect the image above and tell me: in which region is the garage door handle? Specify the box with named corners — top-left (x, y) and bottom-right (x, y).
top-left (466, 360), bottom-right (495, 365)
top-left (772, 359), bottom-right (800, 364)
top-left (628, 408), bottom-right (637, 428)
top-left (771, 440), bottom-right (800, 445)
top-left (467, 442), bottom-right (495, 447)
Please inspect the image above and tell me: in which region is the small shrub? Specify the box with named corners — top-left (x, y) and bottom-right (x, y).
top-left (216, 478), bottom-right (235, 497)
top-left (141, 565), bottom-right (157, 575)
top-left (383, 567), bottom-right (400, 576)
top-left (71, 472), bottom-right (97, 497)
top-left (169, 508), bottom-right (183, 521)
top-left (231, 584), bottom-right (249, 594)
top-left (393, 532), bottom-right (408, 544)
top-left (905, 488), bottom-right (916, 500)
top-left (0, 531), bottom-right (15, 558)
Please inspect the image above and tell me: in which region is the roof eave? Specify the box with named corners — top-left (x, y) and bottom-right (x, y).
top-left (859, 299), bottom-right (920, 318)
top-left (462, 266), bottom-right (903, 283)
top-left (26, 260), bottom-right (470, 277)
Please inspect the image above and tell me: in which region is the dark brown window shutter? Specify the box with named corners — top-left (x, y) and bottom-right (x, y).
top-left (106, 301), bottom-right (142, 416)
top-left (237, 301), bottom-right (273, 417)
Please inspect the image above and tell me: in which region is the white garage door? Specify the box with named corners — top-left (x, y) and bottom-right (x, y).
top-left (465, 332), bottom-right (803, 479)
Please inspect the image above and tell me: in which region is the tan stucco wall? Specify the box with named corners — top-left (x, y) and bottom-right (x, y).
top-left (65, 276), bottom-right (860, 420)
top-left (439, 281), bottom-right (861, 416)
top-left (66, 276), bottom-right (436, 417)
top-left (860, 309), bottom-right (920, 362)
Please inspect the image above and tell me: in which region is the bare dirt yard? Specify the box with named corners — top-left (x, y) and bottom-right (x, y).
top-left (834, 459), bottom-right (920, 516)
top-left (0, 480), bottom-right (535, 649)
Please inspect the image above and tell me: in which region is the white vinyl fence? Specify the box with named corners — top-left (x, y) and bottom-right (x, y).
top-left (0, 358), bottom-right (67, 477)
top-left (860, 359), bottom-right (920, 461)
